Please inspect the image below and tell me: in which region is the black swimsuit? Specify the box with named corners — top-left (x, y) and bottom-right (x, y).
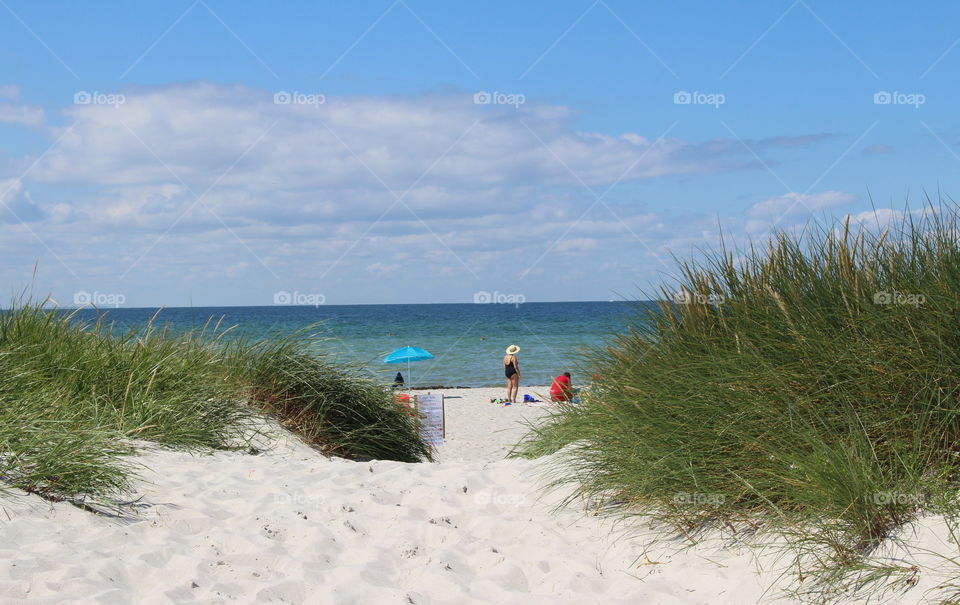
top-left (504, 357), bottom-right (517, 378)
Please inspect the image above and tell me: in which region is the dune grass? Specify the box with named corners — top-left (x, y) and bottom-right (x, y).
top-left (238, 338), bottom-right (431, 463)
top-left (0, 301), bottom-right (428, 504)
top-left (514, 202), bottom-right (960, 599)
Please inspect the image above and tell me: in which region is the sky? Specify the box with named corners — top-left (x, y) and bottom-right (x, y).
top-left (1, 0), bottom-right (959, 307)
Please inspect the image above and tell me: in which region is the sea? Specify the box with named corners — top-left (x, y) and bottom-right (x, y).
top-left (66, 301), bottom-right (642, 388)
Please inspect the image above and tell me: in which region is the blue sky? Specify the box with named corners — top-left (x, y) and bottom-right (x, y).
top-left (1, 0), bottom-right (959, 306)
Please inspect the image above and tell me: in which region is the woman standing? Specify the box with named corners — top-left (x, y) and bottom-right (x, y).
top-left (503, 345), bottom-right (521, 403)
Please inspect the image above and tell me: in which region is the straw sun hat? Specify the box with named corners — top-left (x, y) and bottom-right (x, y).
top-left (505, 345), bottom-right (521, 355)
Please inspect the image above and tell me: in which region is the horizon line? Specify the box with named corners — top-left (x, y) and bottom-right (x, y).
top-left (41, 299), bottom-right (646, 311)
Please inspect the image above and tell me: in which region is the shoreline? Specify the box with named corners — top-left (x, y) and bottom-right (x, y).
top-left (54, 302), bottom-right (626, 391)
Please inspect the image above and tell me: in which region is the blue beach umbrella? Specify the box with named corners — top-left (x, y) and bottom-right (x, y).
top-left (384, 346), bottom-right (434, 388)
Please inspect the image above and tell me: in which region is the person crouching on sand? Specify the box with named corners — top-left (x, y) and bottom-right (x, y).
top-left (503, 345), bottom-right (520, 403)
top-left (550, 372), bottom-right (573, 402)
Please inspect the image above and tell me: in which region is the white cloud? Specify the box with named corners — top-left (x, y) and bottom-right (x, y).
top-left (847, 206), bottom-right (940, 230)
top-left (0, 178), bottom-right (22, 203)
top-left (0, 85), bottom-right (20, 101)
top-left (0, 178), bottom-right (46, 223)
top-left (0, 82), bottom-right (868, 304)
top-left (30, 82), bottom-right (755, 221)
top-left (0, 86), bottom-right (43, 126)
top-left (747, 191), bottom-right (856, 218)
top-left (366, 262), bottom-right (401, 275)
top-left (0, 101), bottom-right (43, 127)
top-left (744, 191), bottom-right (857, 233)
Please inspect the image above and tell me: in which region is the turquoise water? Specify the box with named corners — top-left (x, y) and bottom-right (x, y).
top-left (68, 302), bottom-right (642, 387)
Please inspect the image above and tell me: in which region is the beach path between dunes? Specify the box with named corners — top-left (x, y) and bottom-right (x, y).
top-left (0, 387), bottom-right (857, 604)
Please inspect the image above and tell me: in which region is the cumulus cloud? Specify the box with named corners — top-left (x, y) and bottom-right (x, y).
top-left (28, 81), bottom-right (775, 226)
top-left (0, 85), bottom-right (43, 127)
top-left (744, 191), bottom-right (857, 234)
top-left (0, 179), bottom-right (46, 223)
top-left (30, 84), bottom-right (832, 202)
top-left (846, 206), bottom-right (941, 230)
top-left (0, 82), bottom-right (862, 303)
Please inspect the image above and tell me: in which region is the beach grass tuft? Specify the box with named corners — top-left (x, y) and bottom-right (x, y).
top-left (514, 201), bottom-right (960, 600)
top-left (0, 300), bottom-right (427, 503)
top-left (238, 338), bottom-right (430, 462)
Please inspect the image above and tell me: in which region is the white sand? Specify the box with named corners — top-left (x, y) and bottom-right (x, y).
top-left (427, 386), bottom-right (554, 462)
top-left (1, 387), bottom-right (957, 604)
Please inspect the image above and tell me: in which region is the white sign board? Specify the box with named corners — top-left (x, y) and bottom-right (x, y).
top-left (415, 393), bottom-right (445, 446)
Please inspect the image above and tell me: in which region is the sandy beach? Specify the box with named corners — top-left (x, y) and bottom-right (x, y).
top-left (6, 3), bottom-right (960, 603)
top-left (1, 386), bottom-right (956, 604)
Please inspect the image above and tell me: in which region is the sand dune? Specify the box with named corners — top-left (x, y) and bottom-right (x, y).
top-left (0, 387), bottom-right (956, 604)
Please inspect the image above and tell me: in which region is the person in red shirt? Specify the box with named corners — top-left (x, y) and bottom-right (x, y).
top-left (550, 372), bottom-right (573, 402)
